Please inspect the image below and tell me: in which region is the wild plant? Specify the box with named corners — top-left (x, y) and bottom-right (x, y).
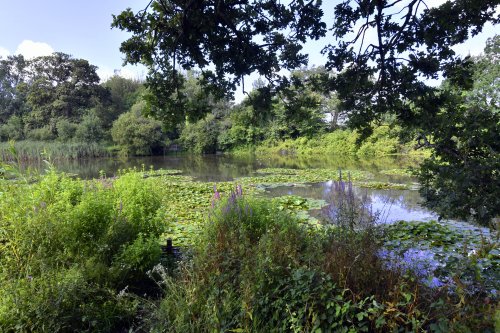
top-left (321, 169), bottom-right (378, 230)
top-left (0, 167), bottom-right (168, 331)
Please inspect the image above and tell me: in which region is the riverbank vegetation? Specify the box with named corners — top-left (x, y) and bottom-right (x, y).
top-left (0, 53), bottom-right (425, 160)
top-left (0, 54), bottom-right (156, 158)
top-left (1, 0), bottom-right (499, 330)
top-left (1, 166), bottom-right (497, 331)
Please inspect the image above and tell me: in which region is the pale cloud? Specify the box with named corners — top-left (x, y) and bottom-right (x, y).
top-left (97, 65), bottom-right (145, 83)
top-left (0, 46), bottom-right (9, 59)
top-left (15, 40), bottom-right (53, 59)
top-left (427, 0), bottom-right (449, 8)
top-left (96, 66), bottom-right (115, 82)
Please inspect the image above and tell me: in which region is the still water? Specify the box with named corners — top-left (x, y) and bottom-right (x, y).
top-left (42, 153), bottom-right (436, 223)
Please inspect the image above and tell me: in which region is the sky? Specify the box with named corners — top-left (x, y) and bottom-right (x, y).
top-left (0, 0), bottom-right (147, 81)
top-left (0, 0), bottom-right (498, 99)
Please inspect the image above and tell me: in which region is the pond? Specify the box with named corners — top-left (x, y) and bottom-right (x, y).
top-left (37, 153), bottom-right (437, 223)
top-left (15, 153), bottom-right (499, 295)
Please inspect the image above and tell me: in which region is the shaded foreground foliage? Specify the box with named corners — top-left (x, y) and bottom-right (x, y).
top-left (0, 166), bottom-right (497, 331)
top-left (147, 193), bottom-right (497, 332)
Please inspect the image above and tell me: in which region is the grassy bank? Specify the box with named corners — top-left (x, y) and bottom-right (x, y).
top-left (0, 140), bottom-right (112, 161)
top-left (231, 126), bottom-right (431, 158)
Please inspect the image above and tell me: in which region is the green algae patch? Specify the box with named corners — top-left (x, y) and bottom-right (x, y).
top-left (379, 168), bottom-right (412, 177)
top-left (356, 181), bottom-right (413, 190)
top-left (238, 167), bottom-right (371, 187)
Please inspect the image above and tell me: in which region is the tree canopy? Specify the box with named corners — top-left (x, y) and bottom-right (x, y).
top-left (113, 0), bottom-right (498, 130)
top-left (0, 53), bottom-right (108, 133)
top-left (113, 0), bottom-right (499, 225)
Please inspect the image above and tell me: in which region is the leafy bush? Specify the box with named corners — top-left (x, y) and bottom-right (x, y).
top-left (179, 113), bottom-right (219, 153)
top-left (111, 101), bottom-right (164, 155)
top-left (0, 115), bottom-right (24, 141)
top-left (217, 122), bottom-right (264, 150)
top-left (26, 125), bottom-right (56, 141)
top-left (75, 110), bottom-right (105, 143)
top-left (56, 118), bottom-right (77, 141)
top-left (357, 125), bottom-right (400, 157)
top-left (0, 168), bottom-right (167, 331)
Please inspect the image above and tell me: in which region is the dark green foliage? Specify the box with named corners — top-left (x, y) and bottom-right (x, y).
top-left (0, 115), bottom-right (24, 141)
top-left (0, 53), bottom-right (112, 148)
top-left (0, 55), bottom-right (29, 123)
top-left (55, 118), bottom-right (77, 141)
top-left (112, 0), bottom-right (326, 126)
top-left (26, 125), bottom-right (57, 141)
top-left (146, 195), bottom-right (496, 332)
top-left (417, 101), bottom-right (499, 225)
top-left (179, 114), bottom-right (220, 154)
top-left (417, 36), bottom-right (500, 226)
top-left (22, 52), bottom-right (108, 130)
top-left (327, 0), bottom-right (498, 134)
top-left (100, 74), bottom-right (143, 127)
top-left (74, 110), bottom-right (105, 143)
top-left (141, 70), bottom-right (233, 133)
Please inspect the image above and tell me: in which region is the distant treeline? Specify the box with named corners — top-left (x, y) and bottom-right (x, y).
top-left (0, 52), bottom-right (162, 157)
top-left (0, 54), bottom-right (416, 159)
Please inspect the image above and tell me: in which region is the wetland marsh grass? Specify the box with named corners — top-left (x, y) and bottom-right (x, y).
top-left (0, 140), bottom-right (110, 161)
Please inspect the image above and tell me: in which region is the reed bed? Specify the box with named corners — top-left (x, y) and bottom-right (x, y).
top-left (0, 141), bottom-right (111, 161)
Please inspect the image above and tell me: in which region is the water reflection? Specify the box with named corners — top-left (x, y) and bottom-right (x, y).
top-left (32, 153), bottom-right (423, 181)
top-left (23, 153), bottom-right (435, 222)
top-left (264, 182), bottom-right (437, 223)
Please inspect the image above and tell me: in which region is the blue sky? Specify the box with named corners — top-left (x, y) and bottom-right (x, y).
top-left (0, 0), bottom-right (497, 92)
top-left (0, 0), bottom-right (146, 80)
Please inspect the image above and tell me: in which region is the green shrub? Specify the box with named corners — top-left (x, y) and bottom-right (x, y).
top-left (0, 268), bottom-right (138, 332)
top-left (111, 101), bottom-right (164, 155)
top-left (26, 125), bottom-right (56, 141)
top-left (0, 116), bottom-right (24, 141)
top-left (56, 118), bottom-right (78, 141)
top-left (356, 126), bottom-right (400, 157)
top-left (217, 123), bottom-right (264, 150)
top-left (0, 168), bottom-right (167, 331)
top-left (179, 113), bottom-right (220, 153)
top-left (75, 110), bottom-right (105, 143)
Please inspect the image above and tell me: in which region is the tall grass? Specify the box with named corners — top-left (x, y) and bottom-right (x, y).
top-left (0, 168), bottom-right (167, 331)
top-left (0, 140), bottom-right (111, 161)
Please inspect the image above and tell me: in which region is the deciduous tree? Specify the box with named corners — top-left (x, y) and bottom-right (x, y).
top-left (113, 0), bottom-right (499, 224)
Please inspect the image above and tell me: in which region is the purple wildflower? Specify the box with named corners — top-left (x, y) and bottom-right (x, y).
top-left (236, 184), bottom-right (243, 196)
top-left (213, 184), bottom-right (221, 200)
